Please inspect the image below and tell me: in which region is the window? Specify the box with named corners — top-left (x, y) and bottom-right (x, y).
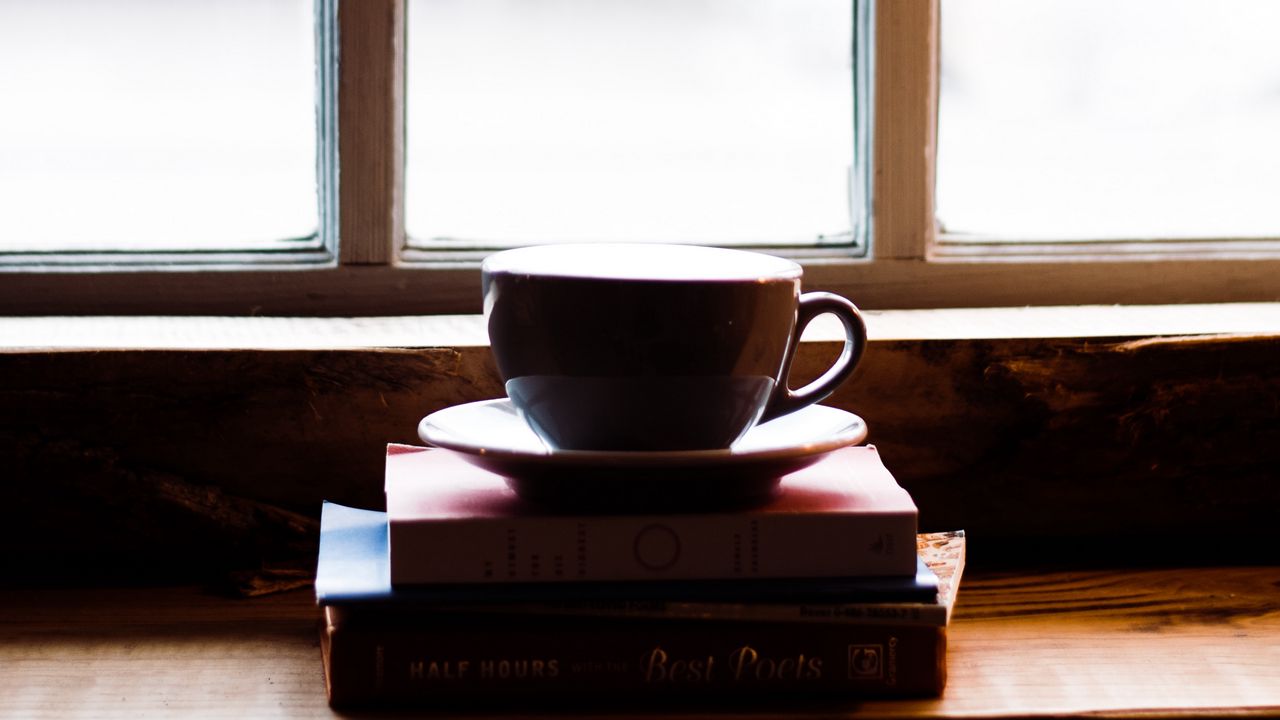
top-left (0, 0), bottom-right (331, 257)
top-left (856, 0), bottom-right (1280, 308)
top-left (404, 0), bottom-right (863, 250)
top-left (1, 0), bottom-right (1277, 316)
top-left (937, 0), bottom-right (1280, 243)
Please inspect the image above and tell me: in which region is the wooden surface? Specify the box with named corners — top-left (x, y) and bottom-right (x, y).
top-left (338, 0), bottom-right (403, 264)
top-left (3, 308), bottom-right (1279, 582)
top-left (872, 0), bottom-right (938, 260)
top-left (4, 304), bottom-right (1280, 348)
top-left (6, 256), bottom-right (1280, 315)
top-left (2, 567), bottom-right (1278, 718)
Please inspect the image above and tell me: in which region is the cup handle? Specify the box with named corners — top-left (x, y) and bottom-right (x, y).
top-left (758, 292), bottom-right (867, 424)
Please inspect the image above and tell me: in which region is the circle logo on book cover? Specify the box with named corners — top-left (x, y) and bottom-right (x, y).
top-left (633, 524), bottom-right (681, 571)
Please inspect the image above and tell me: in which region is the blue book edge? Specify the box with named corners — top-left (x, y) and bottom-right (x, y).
top-left (315, 501), bottom-right (392, 602)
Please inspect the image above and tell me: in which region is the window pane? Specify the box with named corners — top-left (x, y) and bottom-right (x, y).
top-left (406, 0), bottom-right (855, 248)
top-left (937, 0), bottom-right (1280, 240)
top-left (0, 0), bottom-right (317, 252)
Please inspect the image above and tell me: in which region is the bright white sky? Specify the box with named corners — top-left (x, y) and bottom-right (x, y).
top-left (0, 0), bottom-right (316, 252)
top-left (938, 0), bottom-right (1280, 240)
top-left (2, 0), bottom-right (1276, 252)
top-left (404, 0), bottom-right (854, 247)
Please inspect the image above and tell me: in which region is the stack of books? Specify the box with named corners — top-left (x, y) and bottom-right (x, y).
top-left (315, 444), bottom-right (965, 708)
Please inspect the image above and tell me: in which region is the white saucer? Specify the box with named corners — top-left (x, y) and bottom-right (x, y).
top-left (417, 399), bottom-right (867, 508)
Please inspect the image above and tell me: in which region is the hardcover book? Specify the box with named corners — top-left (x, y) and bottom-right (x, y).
top-left (321, 607), bottom-right (948, 706)
top-left (315, 503), bottom-right (965, 707)
top-left (317, 503), bottom-right (942, 606)
top-left (385, 444), bottom-right (919, 585)
top-left (452, 532), bottom-right (965, 627)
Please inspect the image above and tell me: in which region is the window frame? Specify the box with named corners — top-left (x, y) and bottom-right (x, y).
top-left (0, 0), bottom-right (1276, 316)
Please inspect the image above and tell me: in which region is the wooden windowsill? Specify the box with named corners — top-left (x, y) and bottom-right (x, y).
top-left (3, 302), bottom-right (1280, 350)
top-left (3, 566), bottom-right (1277, 718)
top-left (2, 307), bottom-right (1278, 715)
top-left (2, 302), bottom-right (1279, 583)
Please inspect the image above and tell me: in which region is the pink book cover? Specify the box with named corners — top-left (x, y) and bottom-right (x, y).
top-left (386, 445), bottom-right (918, 585)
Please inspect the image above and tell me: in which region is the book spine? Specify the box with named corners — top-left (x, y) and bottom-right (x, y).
top-left (323, 612), bottom-right (945, 707)
top-left (389, 512), bottom-right (916, 585)
top-left (421, 599), bottom-right (950, 626)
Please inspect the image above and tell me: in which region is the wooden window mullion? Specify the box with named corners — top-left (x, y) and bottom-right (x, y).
top-left (871, 0), bottom-right (939, 261)
top-left (338, 0), bottom-right (405, 265)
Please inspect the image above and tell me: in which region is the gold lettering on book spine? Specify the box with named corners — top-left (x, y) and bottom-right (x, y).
top-left (887, 636), bottom-right (899, 687)
top-left (402, 658), bottom-right (561, 683)
top-left (476, 658), bottom-right (560, 680)
top-left (644, 645), bottom-right (821, 684)
top-left (730, 645), bottom-right (823, 682)
top-left (642, 647), bottom-right (715, 684)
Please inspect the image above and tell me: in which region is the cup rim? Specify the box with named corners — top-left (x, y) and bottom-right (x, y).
top-left (481, 243), bottom-right (803, 283)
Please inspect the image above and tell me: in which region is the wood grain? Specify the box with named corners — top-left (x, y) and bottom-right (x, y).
top-left (2, 313), bottom-right (1279, 580)
top-left (2, 567), bottom-right (1277, 718)
top-left (917, 567), bottom-right (1280, 719)
top-left (338, 0), bottom-right (404, 264)
top-left (0, 346), bottom-right (500, 583)
top-left (872, 0), bottom-right (938, 260)
top-left (5, 256), bottom-right (1280, 315)
top-left (3, 305), bottom-right (1280, 348)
